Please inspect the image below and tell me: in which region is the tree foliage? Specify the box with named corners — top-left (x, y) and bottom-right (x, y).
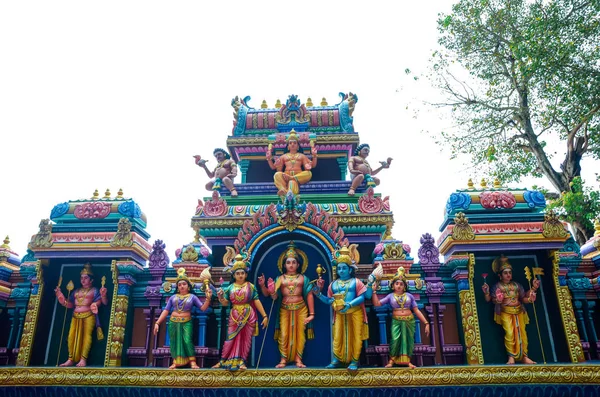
top-left (545, 176), bottom-right (600, 243)
top-left (431, 0), bottom-right (600, 244)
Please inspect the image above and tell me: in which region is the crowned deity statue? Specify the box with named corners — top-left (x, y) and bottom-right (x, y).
top-left (54, 264), bottom-right (108, 367)
top-left (266, 130), bottom-right (317, 196)
top-left (482, 255), bottom-right (539, 365)
top-left (213, 254), bottom-right (268, 371)
top-left (313, 245), bottom-right (370, 371)
top-left (347, 143), bottom-right (392, 196)
top-left (153, 268), bottom-right (212, 369)
top-left (258, 241), bottom-right (315, 368)
top-left (369, 267), bottom-right (430, 368)
top-left (194, 148), bottom-right (239, 197)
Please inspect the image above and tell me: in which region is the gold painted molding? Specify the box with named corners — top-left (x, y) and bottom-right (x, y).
top-left (0, 365), bottom-right (599, 387)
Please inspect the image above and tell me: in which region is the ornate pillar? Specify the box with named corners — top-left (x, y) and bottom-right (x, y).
top-left (451, 254), bottom-right (483, 365)
top-left (374, 306), bottom-right (388, 344)
top-left (238, 159), bottom-right (250, 183)
top-left (15, 261), bottom-right (43, 366)
top-left (105, 260), bottom-right (143, 367)
top-left (336, 157), bottom-right (348, 180)
top-left (551, 251), bottom-right (585, 362)
top-left (585, 301), bottom-right (600, 358)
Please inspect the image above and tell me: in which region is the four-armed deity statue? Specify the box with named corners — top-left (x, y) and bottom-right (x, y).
top-left (266, 130), bottom-right (317, 196)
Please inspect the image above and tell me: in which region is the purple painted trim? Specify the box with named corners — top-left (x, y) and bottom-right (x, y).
top-left (443, 241), bottom-right (566, 258)
top-left (219, 181), bottom-right (367, 196)
top-left (32, 250), bottom-right (148, 266)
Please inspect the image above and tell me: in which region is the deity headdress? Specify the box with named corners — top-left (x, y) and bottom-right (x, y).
top-left (492, 255), bottom-right (512, 274)
top-left (391, 266), bottom-right (408, 287)
top-left (355, 143), bottom-right (370, 156)
top-left (332, 244), bottom-right (360, 271)
top-left (227, 254), bottom-right (250, 274)
top-left (213, 148), bottom-right (231, 159)
top-left (277, 241), bottom-right (309, 274)
top-left (286, 129), bottom-right (299, 143)
top-left (176, 267), bottom-right (194, 288)
top-left (81, 263), bottom-right (94, 277)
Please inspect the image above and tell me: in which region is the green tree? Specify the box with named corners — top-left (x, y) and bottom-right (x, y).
top-left (545, 177), bottom-right (600, 243)
top-left (429, 0), bottom-right (600, 244)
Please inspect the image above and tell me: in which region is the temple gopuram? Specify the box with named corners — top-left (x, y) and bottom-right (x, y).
top-left (1, 93), bottom-right (600, 396)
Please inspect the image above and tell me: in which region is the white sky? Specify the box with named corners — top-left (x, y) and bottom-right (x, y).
top-left (1, 2), bottom-right (598, 260)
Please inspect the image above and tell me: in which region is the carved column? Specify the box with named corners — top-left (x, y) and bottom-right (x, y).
top-left (336, 157), bottom-right (348, 181)
top-left (451, 254), bottom-right (483, 365)
top-left (238, 159), bottom-right (250, 183)
top-left (551, 251), bottom-right (585, 362)
top-left (586, 301), bottom-right (600, 359)
top-left (15, 261), bottom-right (43, 366)
top-left (105, 260), bottom-right (143, 367)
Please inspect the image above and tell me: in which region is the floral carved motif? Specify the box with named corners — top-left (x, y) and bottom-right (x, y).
top-left (358, 187), bottom-right (390, 214)
top-left (74, 202), bottom-right (112, 219)
top-left (479, 191), bottom-right (516, 209)
top-left (203, 191), bottom-right (228, 217)
top-left (543, 210), bottom-right (569, 239)
top-left (452, 213), bottom-right (475, 241)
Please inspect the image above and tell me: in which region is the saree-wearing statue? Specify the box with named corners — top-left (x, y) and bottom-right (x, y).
top-left (54, 264), bottom-right (108, 367)
top-left (258, 241), bottom-right (315, 368)
top-left (482, 255), bottom-right (539, 365)
top-left (314, 245), bottom-right (370, 371)
top-left (370, 267), bottom-right (430, 368)
top-left (214, 254), bottom-right (268, 371)
top-left (153, 268), bottom-right (211, 369)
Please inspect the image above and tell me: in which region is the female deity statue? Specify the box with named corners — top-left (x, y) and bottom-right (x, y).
top-left (266, 130), bottom-right (317, 196)
top-left (314, 245), bottom-right (369, 371)
top-left (369, 267), bottom-right (430, 368)
top-left (482, 255), bottom-right (539, 364)
top-left (257, 241), bottom-right (315, 368)
top-left (153, 268), bottom-right (212, 369)
top-left (213, 254), bottom-right (268, 371)
top-left (54, 264), bottom-right (108, 367)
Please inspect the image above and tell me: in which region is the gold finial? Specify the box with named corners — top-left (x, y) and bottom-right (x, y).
top-left (261, 100), bottom-right (268, 109)
top-left (275, 99), bottom-right (282, 109)
top-left (467, 178), bottom-right (474, 190)
top-left (594, 218), bottom-right (600, 237)
top-left (306, 97), bottom-right (313, 107)
top-left (493, 178), bottom-right (501, 189)
top-left (1, 236), bottom-right (9, 249)
top-left (480, 179), bottom-right (488, 189)
top-left (117, 188), bottom-right (124, 199)
top-left (92, 189), bottom-right (99, 200)
top-left (320, 97), bottom-right (328, 106)
top-left (104, 189), bottom-right (111, 198)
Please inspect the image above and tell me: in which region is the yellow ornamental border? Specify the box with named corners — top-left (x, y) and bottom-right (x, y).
top-left (1, 365), bottom-right (600, 387)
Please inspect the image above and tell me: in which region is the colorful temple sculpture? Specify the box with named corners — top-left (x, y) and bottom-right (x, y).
top-left (0, 94), bottom-right (599, 396)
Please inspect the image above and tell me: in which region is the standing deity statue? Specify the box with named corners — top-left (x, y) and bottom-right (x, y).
top-left (213, 254), bottom-right (268, 371)
top-left (369, 267), bottom-right (430, 368)
top-left (482, 255), bottom-right (539, 365)
top-left (153, 268), bottom-right (211, 369)
top-left (347, 143), bottom-right (392, 196)
top-left (257, 241), bottom-right (315, 368)
top-left (266, 130), bottom-right (317, 196)
top-left (194, 148), bottom-right (238, 197)
top-left (313, 245), bottom-right (370, 371)
top-left (54, 264), bottom-right (108, 367)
